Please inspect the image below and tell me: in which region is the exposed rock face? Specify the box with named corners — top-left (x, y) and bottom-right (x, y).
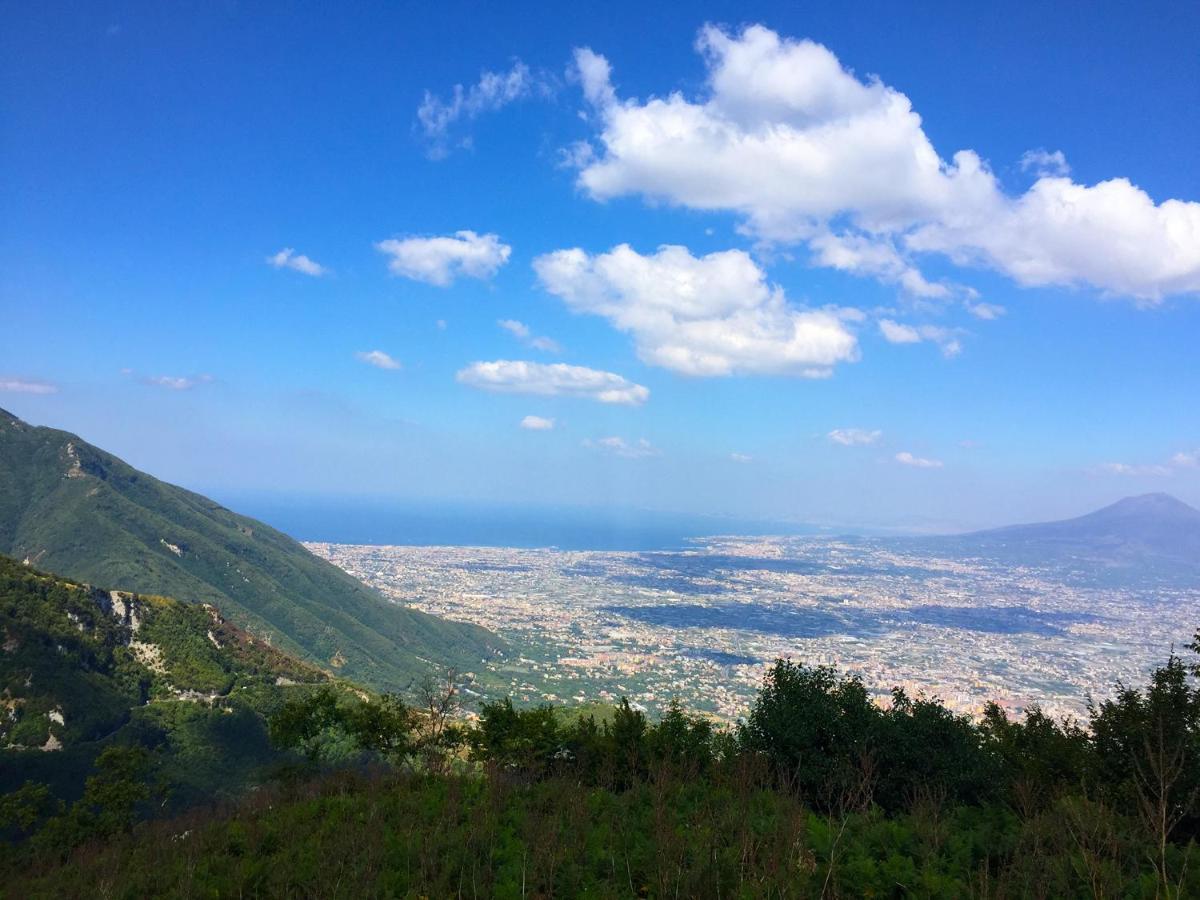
top-left (63, 441), bottom-right (85, 479)
top-left (130, 641), bottom-right (167, 674)
top-left (101, 590), bottom-right (143, 633)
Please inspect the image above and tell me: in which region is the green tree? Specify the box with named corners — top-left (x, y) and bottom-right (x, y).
top-left (646, 700), bottom-right (718, 777)
top-left (1089, 653), bottom-right (1200, 886)
top-left (270, 687), bottom-right (415, 766)
top-left (980, 702), bottom-right (1089, 816)
top-left (740, 660), bottom-right (881, 806)
top-left (877, 689), bottom-right (992, 811)
top-left (469, 698), bottom-right (563, 775)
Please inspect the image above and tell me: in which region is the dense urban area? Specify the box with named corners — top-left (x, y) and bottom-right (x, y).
top-left (309, 536), bottom-right (1200, 721)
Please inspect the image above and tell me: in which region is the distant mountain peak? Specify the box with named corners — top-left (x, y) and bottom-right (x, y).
top-left (1098, 493), bottom-right (1200, 517)
top-left (959, 492), bottom-right (1200, 578)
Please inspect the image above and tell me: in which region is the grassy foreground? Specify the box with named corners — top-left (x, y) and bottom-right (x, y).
top-left (8, 766), bottom-right (1199, 899)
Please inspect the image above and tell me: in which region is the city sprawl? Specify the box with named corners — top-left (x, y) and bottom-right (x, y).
top-left (308, 538), bottom-right (1200, 722)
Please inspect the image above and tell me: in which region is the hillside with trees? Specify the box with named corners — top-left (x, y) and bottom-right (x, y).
top-left (0, 551), bottom-right (356, 815)
top-left (0, 408), bottom-right (503, 691)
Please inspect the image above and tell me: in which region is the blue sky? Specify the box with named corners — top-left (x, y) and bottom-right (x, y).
top-left (2, 1), bottom-right (1198, 531)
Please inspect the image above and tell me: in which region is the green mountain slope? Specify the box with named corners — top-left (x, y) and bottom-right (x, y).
top-left (0, 408), bottom-right (502, 691)
top-left (0, 552), bottom-right (336, 805)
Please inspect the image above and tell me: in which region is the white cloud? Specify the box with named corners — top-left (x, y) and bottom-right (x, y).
top-left (569, 25), bottom-right (1200, 301)
top-left (1093, 462), bottom-right (1172, 477)
top-left (499, 319), bottom-right (562, 353)
top-left (895, 451), bottom-right (943, 469)
top-left (730, 452), bottom-right (753, 463)
top-left (376, 231), bottom-right (511, 286)
top-left (828, 428), bottom-right (881, 446)
top-left (1170, 450), bottom-right (1198, 468)
top-left (417, 61), bottom-right (551, 158)
top-left (878, 319), bottom-right (962, 358)
top-left (584, 436), bottom-right (660, 458)
top-left (355, 350), bottom-right (401, 370)
top-left (1020, 148), bottom-right (1070, 178)
top-left (456, 360), bottom-right (648, 405)
top-left (965, 301), bottom-right (1006, 320)
top-left (141, 374), bottom-right (214, 391)
top-left (267, 248), bottom-right (328, 277)
top-left (529, 335), bottom-right (563, 353)
top-left (809, 230), bottom-right (949, 298)
top-left (0, 378), bottom-right (58, 394)
top-left (878, 320), bottom-right (921, 344)
top-left (1094, 448), bottom-right (1200, 476)
top-left (520, 415), bottom-right (555, 430)
top-left (534, 243), bottom-right (858, 377)
top-left (498, 319), bottom-right (530, 339)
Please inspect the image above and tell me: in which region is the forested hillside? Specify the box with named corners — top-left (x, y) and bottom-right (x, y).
top-left (0, 408), bottom-right (503, 690)
top-left (5, 601), bottom-right (1198, 897)
top-left (0, 552), bottom-right (351, 813)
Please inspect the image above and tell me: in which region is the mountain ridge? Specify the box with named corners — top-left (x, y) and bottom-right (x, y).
top-left (923, 492), bottom-right (1200, 582)
top-left (0, 408), bottom-right (503, 691)
top-left (965, 492), bottom-right (1200, 549)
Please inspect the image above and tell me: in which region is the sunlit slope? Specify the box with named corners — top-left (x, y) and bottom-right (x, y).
top-left (0, 408), bottom-right (502, 690)
top-left (0, 550), bottom-right (342, 805)
top-left (0, 551), bottom-right (327, 751)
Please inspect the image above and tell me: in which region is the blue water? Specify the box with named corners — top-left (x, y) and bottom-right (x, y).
top-left (214, 493), bottom-right (822, 552)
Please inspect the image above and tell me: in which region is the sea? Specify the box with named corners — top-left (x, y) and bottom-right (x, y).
top-left (214, 493), bottom-right (823, 552)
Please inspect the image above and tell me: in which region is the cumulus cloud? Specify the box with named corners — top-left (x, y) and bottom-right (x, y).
top-left (417, 61), bottom-right (552, 158)
top-left (0, 378), bottom-right (58, 394)
top-left (568, 25), bottom-right (1200, 301)
top-left (828, 428), bottom-right (881, 446)
top-left (267, 248), bottom-right (328, 277)
top-left (878, 320), bottom-right (921, 344)
top-left (498, 319), bottom-right (530, 339)
top-left (895, 451), bottom-right (943, 469)
top-left (456, 360), bottom-right (648, 405)
top-left (965, 301), bottom-right (1006, 320)
top-left (809, 231), bottom-right (949, 298)
top-left (376, 231), bottom-right (511, 286)
top-left (878, 319), bottom-right (962, 357)
top-left (1020, 148), bottom-right (1070, 178)
top-left (355, 350), bottom-right (402, 370)
top-left (584, 436), bottom-right (660, 459)
top-left (730, 452), bottom-right (753, 463)
top-left (520, 415), bottom-right (555, 430)
top-left (534, 243), bottom-right (858, 377)
top-left (499, 319), bottom-right (562, 353)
